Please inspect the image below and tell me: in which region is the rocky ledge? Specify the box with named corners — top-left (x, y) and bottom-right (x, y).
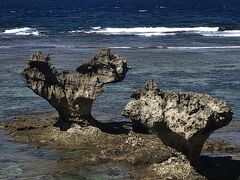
top-left (1, 116), bottom-right (240, 179)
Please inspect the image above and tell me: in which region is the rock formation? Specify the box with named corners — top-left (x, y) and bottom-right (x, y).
top-left (22, 48), bottom-right (129, 128)
top-left (122, 80), bottom-right (233, 162)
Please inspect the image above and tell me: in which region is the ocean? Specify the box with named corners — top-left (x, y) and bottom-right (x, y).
top-left (0, 0), bottom-right (240, 178)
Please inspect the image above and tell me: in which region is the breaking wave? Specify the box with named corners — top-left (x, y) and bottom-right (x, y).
top-left (139, 9), bottom-right (147, 12)
top-left (109, 46), bottom-right (240, 50)
top-left (167, 46), bottom-right (240, 50)
top-left (3, 27), bottom-right (40, 36)
top-left (201, 30), bottom-right (240, 37)
top-left (69, 27), bottom-right (240, 37)
top-left (0, 45), bottom-right (10, 49)
top-left (123, 46), bottom-right (240, 50)
top-left (55, 45), bottom-right (240, 50)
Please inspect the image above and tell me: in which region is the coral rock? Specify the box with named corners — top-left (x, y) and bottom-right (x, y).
top-left (122, 80), bottom-right (233, 162)
top-left (22, 49), bottom-right (129, 128)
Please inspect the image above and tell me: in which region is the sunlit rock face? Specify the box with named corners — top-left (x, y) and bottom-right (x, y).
top-left (22, 48), bottom-right (129, 128)
top-left (122, 80), bottom-right (233, 162)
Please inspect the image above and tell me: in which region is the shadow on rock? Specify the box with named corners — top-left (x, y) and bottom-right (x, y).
top-left (51, 116), bottom-right (132, 134)
top-left (96, 121), bottom-right (131, 135)
top-left (196, 156), bottom-right (240, 180)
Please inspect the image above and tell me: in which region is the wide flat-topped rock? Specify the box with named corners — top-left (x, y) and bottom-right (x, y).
top-left (122, 80), bottom-right (233, 162)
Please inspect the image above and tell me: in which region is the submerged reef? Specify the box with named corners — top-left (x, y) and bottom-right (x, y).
top-left (1, 116), bottom-right (239, 179)
top-left (21, 48), bottom-right (129, 129)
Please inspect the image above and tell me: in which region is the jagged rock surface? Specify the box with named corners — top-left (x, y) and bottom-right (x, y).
top-left (1, 116), bottom-right (239, 179)
top-left (22, 48), bottom-right (128, 127)
top-left (122, 80), bottom-right (233, 162)
top-left (147, 155), bottom-right (206, 179)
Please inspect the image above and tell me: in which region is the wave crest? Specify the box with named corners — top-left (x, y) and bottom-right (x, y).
top-left (201, 30), bottom-right (240, 37)
top-left (69, 27), bottom-right (240, 37)
top-left (3, 27), bottom-right (40, 36)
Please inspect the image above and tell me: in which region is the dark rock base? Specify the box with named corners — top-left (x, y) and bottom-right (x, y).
top-left (1, 116), bottom-right (240, 179)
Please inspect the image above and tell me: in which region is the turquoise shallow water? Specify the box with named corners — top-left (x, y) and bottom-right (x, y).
top-left (2, 39), bottom-right (240, 119)
top-left (0, 36), bottom-right (240, 178)
top-left (0, 131), bottom-right (131, 179)
top-left (1, 37), bottom-right (240, 121)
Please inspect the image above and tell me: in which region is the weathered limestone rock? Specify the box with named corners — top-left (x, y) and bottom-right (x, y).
top-left (122, 80), bottom-right (233, 162)
top-left (147, 155), bottom-right (206, 179)
top-left (76, 48), bottom-right (128, 83)
top-left (0, 116), bottom-right (177, 166)
top-left (22, 48), bottom-right (128, 128)
top-left (1, 116), bottom-right (240, 179)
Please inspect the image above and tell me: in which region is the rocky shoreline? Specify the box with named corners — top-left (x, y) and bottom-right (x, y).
top-left (1, 116), bottom-right (240, 179)
top-left (1, 49), bottom-right (239, 179)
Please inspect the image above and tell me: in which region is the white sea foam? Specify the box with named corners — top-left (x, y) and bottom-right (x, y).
top-left (201, 30), bottom-right (240, 37)
top-left (95, 27), bottom-right (219, 33)
top-left (91, 26), bottom-right (101, 30)
top-left (3, 27), bottom-right (40, 36)
top-left (69, 30), bottom-right (77, 33)
top-left (139, 9), bottom-right (147, 12)
top-left (135, 32), bottom-right (176, 36)
top-left (167, 46), bottom-right (240, 50)
top-left (0, 46), bottom-right (10, 49)
top-left (110, 46), bottom-right (132, 49)
top-left (109, 46), bottom-right (240, 50)
top-left (69, 27), bottom-right (240, 37)
top-left (71, 27), bottom-right (218, 36)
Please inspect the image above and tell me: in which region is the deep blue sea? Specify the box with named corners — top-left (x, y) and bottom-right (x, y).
top-left (0, 0), bottom-right (240, 179)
